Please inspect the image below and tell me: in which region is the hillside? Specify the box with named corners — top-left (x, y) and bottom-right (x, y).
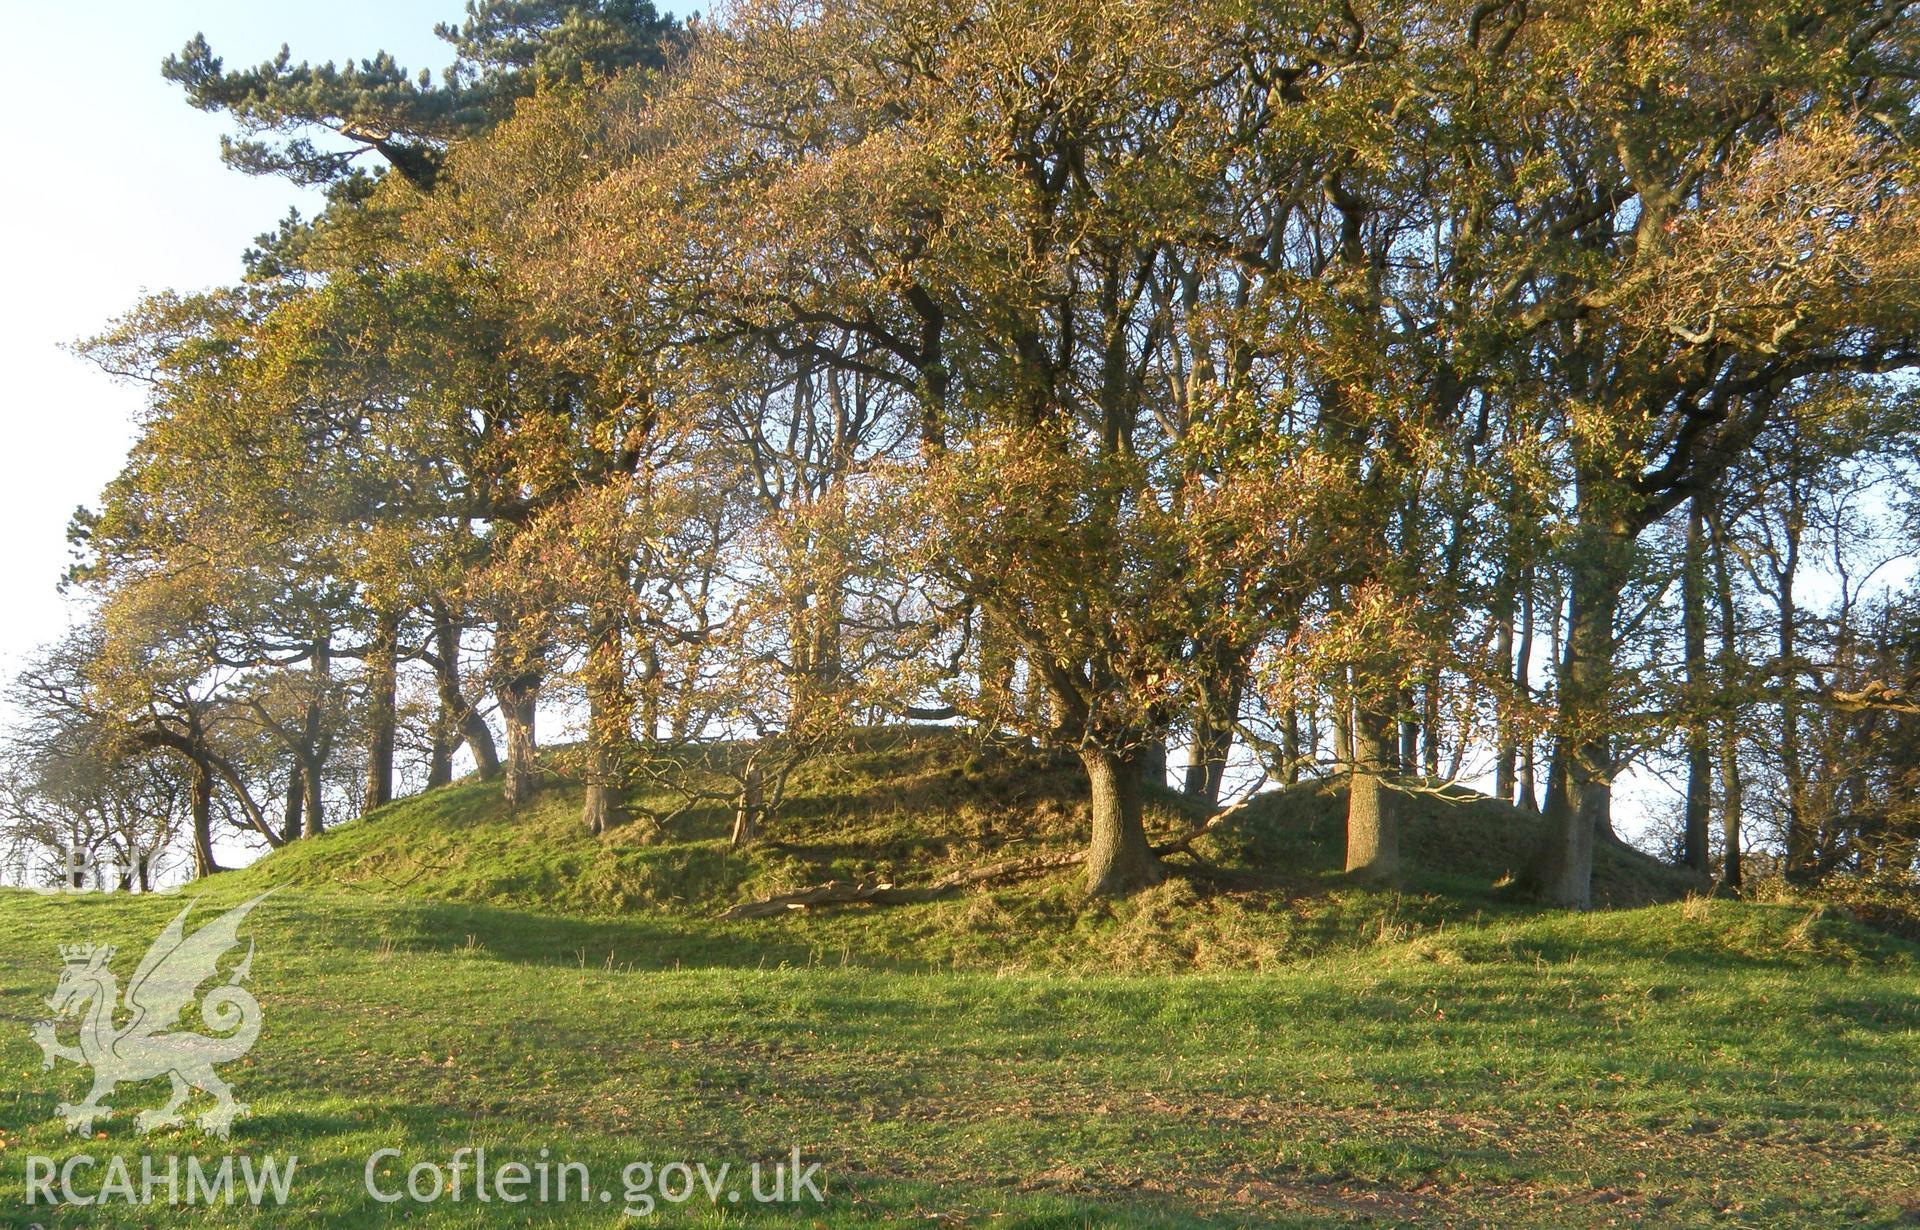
top-left (231, 728), bottom-right (1705, 971)
top-left (7, 731), bottom-right (1920, 1227)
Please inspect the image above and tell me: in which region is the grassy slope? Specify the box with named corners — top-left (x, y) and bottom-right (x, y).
top-left (226, 728), bottom-right (1705, 970)
top-left (4, 730), bottom-right (1918, 1228)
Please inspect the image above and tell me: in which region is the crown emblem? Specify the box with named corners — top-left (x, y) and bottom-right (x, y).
top-left (58, 943), bottom-right (114, 967)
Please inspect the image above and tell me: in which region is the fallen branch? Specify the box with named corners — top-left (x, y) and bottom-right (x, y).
top-left (1152, 793), bottom-right (1261, 859)
top-left (923, 850), bottom-right (1086, 890)
top-left (717, 850), bottom-right (1086, 920)
top-left (718, 878), bottom-right (907, 919)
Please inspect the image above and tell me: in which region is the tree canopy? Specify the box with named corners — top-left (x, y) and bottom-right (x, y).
top-left (12, 0), bottom-right (1920, 907)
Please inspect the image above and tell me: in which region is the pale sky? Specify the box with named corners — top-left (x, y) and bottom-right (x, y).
top-left (0, 0), bottom-right (465, 683)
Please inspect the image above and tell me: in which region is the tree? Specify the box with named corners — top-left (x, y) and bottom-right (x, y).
top-left (1468, 8), bottom-right (1920, 908)
top-left (163, 0), bottom-right (679, 190)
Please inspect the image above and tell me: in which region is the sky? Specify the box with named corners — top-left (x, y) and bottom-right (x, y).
top-left (0, 0), bottom-right (464, 684)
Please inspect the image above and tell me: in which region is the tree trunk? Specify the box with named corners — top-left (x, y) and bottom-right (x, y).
top-left (1530, 522), bottom-right (1626, 910)
top-left (1777, 535), bottom-right (1813, 882)
top-left (731, 760), bottom-right (764, 848)
top-left (282, 764), bottom-right (305, 843)
top-left (582, 616), bottom-right (630, 835)
top-left (301, 636), bottom-right (331, 835)
top-left (1516, 573), bottom-right (1539, 812)
top-left (302, 754), bottom-right (325, 837)
top-left (191, 763), bottom-right (220, 879)
top-left (1397, 687), bottom-right (1418, 773)
top-left (978, 620), bottom-right (1018, 726)
top-left (1495, 595), bottom-right (1517, 804)
top-left (1183, 657), bottom-right (1242, 805)
top-left (582, 783), bottom-right (617, 835)
top-left (1538, 761), bottom-right (1609, 909)
top-left (363, 608), bottom-right (401, 815)
top-left (1421, 675), bottom-right (1441, 779)
top-left (1536, 745), bottom-right (1604, 911)
top-left (1345, 707), bottom-right (1399, 882)
top-left (1331, 677), bottom-right (1353, 772)
top-left (427, 724), bottom-right (455, 788)
top-left (464, 709), bottom-right (501, 781)
top-left (1182, 713), bottom-right (1233, 804)
top-left (1138, 740), bottom-right (1169, 791)
top-left (1680, 500), bottom-right (1712, 873)
top-left (1080, 747), bottom-right (1164, 896)
top-left (500, 680), bottom-right (540, 807)
top-left (1718, 734), bottom-right (1745, 893)
top-left (1282, 705), bottom-right (1302, 786)
top-left (427, 605), bottom-right (495, 786)
top-left (1710, 499), bottom-right (1744, 893)
top-left (491, 600), bottom-right (542, 804)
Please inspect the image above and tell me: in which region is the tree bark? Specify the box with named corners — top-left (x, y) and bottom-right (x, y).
top-left (581, 783), bottom-right (617, 835)
top-left (581, 615), bottom-right (630, 835)
top-left (363, 607), bottom-right (401, 815)
top-left (282, 764), bottom-right (305, 843)
top-left (1345, 707), bottom-right (1399, 882)
top-left (426, 705), bottom-right (454, 788)
top-left (1680, 500), bottom-right (1712, 873)
top-left (1709, 499), bottom-right (1745, 893)
top-left (500, 679), bottom-right (540, 806)
top-left (1397, 687), bottom-right (1418, 773)
top-left (1331, 678), bottom-right (1353, 773)
top-left (302, 753), bottom-right (325, 837)
top-left (1495, 599), bottom-right (1517, 804)
top-left (1516, 572), bottom-right (1539, 812)
top-left (1137, 740), bottom-right (1169, 791)
top-left (1182, 709), bottom-right (1234, 803)
top-left (489, 596), bottom-right (543, 805)
top-left (1182, 653), bottom-right (1243, 805)
top-left (731, 760), bottom-right (764, 848)
top-left (1282, 705), bottom-right (1302, 787)
top-left (1530, 520), bottom-right (1626, 910)
top-left (1080, 747), bottom-right (1164, 895)
top-left (1718, 725), bottom-right (1746, 892)
top-left (1420, 676), bottom-right (1441, 779)
top-left (1776, 514), bottom-right (1813, 881)
top-left (191, 762), bottom-right (220, 879)
top-left (301, 636), bottom-right (331, 834)
top-left (464, 708), bottom-right (501, 781)
top-left (427, 604), bottom-right (498, 786)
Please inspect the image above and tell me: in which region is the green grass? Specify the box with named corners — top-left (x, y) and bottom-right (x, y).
top-left (222, 729), bottom-right (1704, 971)
top-left (4, 731), bottom-right (1918, 1226)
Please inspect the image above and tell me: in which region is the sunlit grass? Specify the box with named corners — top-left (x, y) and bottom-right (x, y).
top-left (3, 735), bottom-right (1914, 1226)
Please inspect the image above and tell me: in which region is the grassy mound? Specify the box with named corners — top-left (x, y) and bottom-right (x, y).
top-left (8, 730), bottom-right (1917, 1226)
top-left (231, 728), bottom-right (1716, 971)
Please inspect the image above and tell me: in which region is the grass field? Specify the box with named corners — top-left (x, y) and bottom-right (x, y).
top-left (4, 732), bottom-right (1918, 1227)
